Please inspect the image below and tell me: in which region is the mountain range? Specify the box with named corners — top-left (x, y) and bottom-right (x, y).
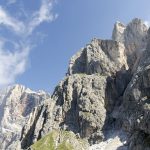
top-left (0, 18), bottom-right (150, 150)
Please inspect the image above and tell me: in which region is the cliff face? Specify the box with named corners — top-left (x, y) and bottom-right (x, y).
top-left (1, 18), bottom-right (150, 150)
top-left (20, 37), bottom-right (130, 149)
top-left (18, 18), bottom-right (150, 150)
top-left (0, 85), bottom-right (50, 150)
top-left (119, 31), bottom-right (150, 149)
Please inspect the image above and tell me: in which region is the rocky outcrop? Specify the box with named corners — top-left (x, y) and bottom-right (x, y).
top-left (115, 29), bottom-right (150, 150)
top-left (1, 18), bottom-right (150, 150)
top-left (21, 74), bottom-right (108, 148)
top-left (112, 18), bottom-right (148, 68)
top-left (68, 39), bottom-right (128, 76)
top-left (21, 98), bottom-right (55, 149)
top-left (0, 85), bottom-right (50, 150)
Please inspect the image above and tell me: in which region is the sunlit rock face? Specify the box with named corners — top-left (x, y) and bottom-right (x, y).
top-left (20, 36), bottom-right (131, 148)
top-left (68, 39), bottom-right (128, 76)
top-left (0, 84), bottom-right (50, 150)
top-left (1, 18), bottom-right (150, 150)
top-left (112, 18), bottom-right (148, 68)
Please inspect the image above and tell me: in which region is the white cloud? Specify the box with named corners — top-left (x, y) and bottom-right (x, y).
top-left (0, 6), bottom-right (25, 34)
top-left (0, 39), bottom-right (30, 86)
top-left (27, 0), bottom-right (58, 35)
top-left (0, 0), bottom-right (57, 35)
top-left (0, 0), bottom-right (57, 87)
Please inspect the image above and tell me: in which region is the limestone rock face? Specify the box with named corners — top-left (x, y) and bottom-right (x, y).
top-left (20, 18), bottom-right (150, 150)
top-left (112, 18), bottom-right (148, 49)
top-left (112, 18), bottom-right (148, 68)
top-left (112, 21), bottom-right (126, 42)
top-left (2, 18), bottom-right (150, 150)
top-left (68, 39), bottom-right (128, 76)
top-left (0, 85), bottom-right (50, 150)
top-left (21, 74), bottom-right (108, 148)
top-left (52, 74), bottom-right (107, 144)
top-left (21, 98), bottom-right (55, 149)
top-left (20, 34), bottom-right (131, 149)
top-left (117, 31), bottom-right (150, 149)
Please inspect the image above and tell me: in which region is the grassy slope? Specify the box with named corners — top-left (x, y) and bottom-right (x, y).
top-left (31, 130), bottom-right (88, 150)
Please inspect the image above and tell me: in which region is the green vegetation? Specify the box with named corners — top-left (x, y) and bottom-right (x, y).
top-left (57, 141), bottom-right (73, 150)
top-left (31, 130), bottom-right (58, 150)
top-left (31, 130), bottom-right (89, 150)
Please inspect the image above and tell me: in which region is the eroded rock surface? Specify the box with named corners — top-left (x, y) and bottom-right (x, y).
top-left (117, 29), bottom-right (150, 150)
top-left (0, 85), bottom-right (50, 150)
top-left (68, 39), bottom-right (128, 76)
top-left (1, 18), bottom-right (150, 150)
top-left (112, 18), bottom-right (148, 68)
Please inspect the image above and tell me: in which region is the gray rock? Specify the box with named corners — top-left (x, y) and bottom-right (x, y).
top-left (112, 18), bottom-right (148, 68)
top-left (68, 39), bottom-right (128, 76)
top-left (116, 28), bottom-right (150, 150)
top-left (0, 84), bottom-right (50, 150)
top-left (2, 18), bottom-right (150, 150)
top-left (20, 32), bottom-right (130, 148)
top-left (21, 74), bottom-right (107, 147)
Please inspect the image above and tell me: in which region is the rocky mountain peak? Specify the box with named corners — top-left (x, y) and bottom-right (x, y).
top-left (0, 84), bottom-right (50, 150)
top-left (2, 18), bottom-right (150, 150)
top-left (112, 18), bottom-right (149, 69)
top-left (112, 21), bottom-right (126, 42)
top-left (68, 38), bottom-right (128, 76)
top-left (124, 18), bottom-right (148, 49)
top-left (112, 18), bottom-right (148, 43)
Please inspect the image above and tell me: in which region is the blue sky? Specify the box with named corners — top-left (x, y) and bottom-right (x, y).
top-left (0, 0), bottom-right (150, 93)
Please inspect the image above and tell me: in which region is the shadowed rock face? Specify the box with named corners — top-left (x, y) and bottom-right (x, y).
top-left (115, 30), bottom-right (150, 149)
top-left (21, 74), bottom-right (108, 149)
top-left (2, 18), bottom-right (150, 150)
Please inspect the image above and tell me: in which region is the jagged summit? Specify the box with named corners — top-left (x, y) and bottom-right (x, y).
top-left (112, 18), bottom-right (148, 69)
top-left (68, 38), bottom-right (128, 76)
top-left (68, 18), bottom-right (148, 77)
top-left (112, 18), bottom-right (148, 42)
top-left (112, 21), bottom-right (126, 42)
top-left (6, 84), bottom-right (48, 95)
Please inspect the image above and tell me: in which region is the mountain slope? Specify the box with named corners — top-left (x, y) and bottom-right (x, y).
top-left (0, 85), bottom-right (50, 149)
top-left (1, 18), bottom-right (150, 150)
top-left (19, 18), bottom-right (150, 150)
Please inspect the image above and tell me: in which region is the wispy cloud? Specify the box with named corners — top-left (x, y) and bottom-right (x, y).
top-left (0, 6), bottom-right (25, 34)
top-left (27, 0), bottom-right (58, 35)
top-left (0, 40), bottom-right (29, 86)
top-left (0, 0), bottom-right (57, 87)
top-left (7, 0), bottom-right (17, 5)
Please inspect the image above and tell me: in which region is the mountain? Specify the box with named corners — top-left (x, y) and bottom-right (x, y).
top-left (1, 18), bottom-right (150, 150)
top-left (0, 85), bottom-right (50, 149)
